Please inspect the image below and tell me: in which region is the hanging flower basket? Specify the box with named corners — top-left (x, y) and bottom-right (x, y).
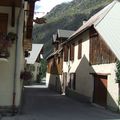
top-left (0, 32), bottom-right (17, 58)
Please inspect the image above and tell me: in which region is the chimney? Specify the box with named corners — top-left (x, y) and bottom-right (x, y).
top-left (83, 19), bottom-right (87, 25)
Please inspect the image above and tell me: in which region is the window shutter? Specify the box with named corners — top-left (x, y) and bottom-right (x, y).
top-left (64, 45), bottom-right (68, 61)
top-left (70, 43), bottom-right (74, 61)
top-left (26, 26), bottom-right (32, 39)
top-left (78, 40), bottom-right (82, 59)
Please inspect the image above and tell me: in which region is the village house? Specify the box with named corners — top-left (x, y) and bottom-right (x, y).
top-left (46, 29), bottom-right (74, 93)
top-left (25, 44), bottom-right (44, 83)
top-left (62, 0), bottom-right (120, 112)
top-left (0, 0), bottom-right (37, 113)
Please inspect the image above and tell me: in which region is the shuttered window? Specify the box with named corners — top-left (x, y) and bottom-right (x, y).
top-left (78, 40), bottom-right (82, 59)
top-left (0, 14), bottom-right (8, 33)
top-left (70, 43), bottom-right (74, 61)
top-left (64, 45), bottom-right (68, 61)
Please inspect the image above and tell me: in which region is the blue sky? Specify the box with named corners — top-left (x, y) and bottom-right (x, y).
top-left (34, 0), bottom-right (73, 18)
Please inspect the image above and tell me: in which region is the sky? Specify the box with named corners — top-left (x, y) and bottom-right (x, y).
top-left (34, 0), bottom-right (73, 18)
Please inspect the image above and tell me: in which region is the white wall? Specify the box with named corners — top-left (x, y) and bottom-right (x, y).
top-left (0, 6), bottom-right (24, 107)
top-left (32, 62), bottom-right (40, 81)
top-left (75, 30), bottom-right (119, 109)
top-left (81, 31), bottom-right (90, 61)
top-left (62, 31), bottom-right (94, 101)
top-left (75, 31), bottom-right (94, 101)
top-left (46, 73), bottom-right (50, 87)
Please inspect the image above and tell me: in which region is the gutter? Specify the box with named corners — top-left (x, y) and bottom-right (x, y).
top-left (12, 0), bottom-right (23, 115)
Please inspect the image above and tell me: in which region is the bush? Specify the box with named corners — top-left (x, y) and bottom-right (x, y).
top-left (116, 60), bottom-right (120, 83)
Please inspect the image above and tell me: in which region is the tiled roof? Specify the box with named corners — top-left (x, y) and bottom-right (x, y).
top-left (68, 0), bottom-right (116, 41)
top-left (66, 0), bottom-right (120, 60)
top-left (57, 29), bottom-right (75, 38)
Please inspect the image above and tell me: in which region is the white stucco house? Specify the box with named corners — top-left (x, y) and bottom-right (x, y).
top-left (62, 0), bottom-right (120, 112)
top-left (25, 44), bottom-right (44, 82)
top-left (0, 0), bottom-right (37, 113)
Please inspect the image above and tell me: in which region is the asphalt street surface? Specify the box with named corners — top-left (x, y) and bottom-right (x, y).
top-left (1, 86), bottom-right (120, 120)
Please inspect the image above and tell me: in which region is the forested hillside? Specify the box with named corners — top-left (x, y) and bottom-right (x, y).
top-left (32, 0), bottom-right (113, 58)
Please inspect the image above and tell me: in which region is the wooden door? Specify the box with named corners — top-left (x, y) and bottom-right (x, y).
top-left (93, 75), bottom-right (107, 107)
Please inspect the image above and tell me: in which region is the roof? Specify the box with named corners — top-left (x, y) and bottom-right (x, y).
top-left (25, 44), bottom-right (43, 64)
top-left (46, 48), bottom-right (63, 60)
top-left (95, 0), bottom-right (120, 60)
top-left (52, 29), bottom-right (75, 43)
top-left (57, 29), bottom-right (75, 38)
top-left (68, 0), bottom-right (116, 41)
top-left (67, 0), bottom-right (120, 60)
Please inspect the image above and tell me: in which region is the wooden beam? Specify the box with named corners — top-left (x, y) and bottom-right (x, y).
top-left (11, 2), bottom-right (15, 27)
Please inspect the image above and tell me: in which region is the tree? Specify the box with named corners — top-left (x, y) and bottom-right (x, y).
top-left (116, 60), bottom-right (120, 83)
top-left (116, 60), bottom-right (120, 107)
top-left (36, 59), bottom-right (47, 83)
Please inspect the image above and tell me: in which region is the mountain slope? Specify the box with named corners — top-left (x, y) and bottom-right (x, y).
top-left (32, 0), bottom-right (113, 58)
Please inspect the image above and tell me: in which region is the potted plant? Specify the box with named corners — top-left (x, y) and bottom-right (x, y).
top-left (0, 32), bottom-right (17, 58)
top-left (6, 32), bottom-right (17, 43)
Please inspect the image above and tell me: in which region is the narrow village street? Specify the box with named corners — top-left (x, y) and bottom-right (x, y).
top-left (1, 85), bottom-right (120, 120)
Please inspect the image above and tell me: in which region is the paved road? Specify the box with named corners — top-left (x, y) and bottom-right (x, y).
top-left (2, 86), bottom-right (120, 120)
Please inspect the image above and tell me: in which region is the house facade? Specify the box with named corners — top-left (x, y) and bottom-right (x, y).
top-left (0, 0), bottom-right (36, 113)
top-left (46, 29), bottom-right (74, 93)
top-left (25, 44), bottom-right (44, 83)
top-left (63, 0), bottom-right (120, 111)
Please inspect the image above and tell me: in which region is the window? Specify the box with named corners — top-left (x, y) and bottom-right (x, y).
top-left (70, 43), bottom-right (74, 61)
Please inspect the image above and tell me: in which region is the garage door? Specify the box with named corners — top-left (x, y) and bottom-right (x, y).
top-left (93, 75), bottom-right (107, 107)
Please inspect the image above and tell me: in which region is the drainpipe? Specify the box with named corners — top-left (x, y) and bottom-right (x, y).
top-left (12, 0), bottom-right (23, 115)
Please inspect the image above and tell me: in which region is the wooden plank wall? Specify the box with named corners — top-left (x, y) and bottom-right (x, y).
top-left (89, 27), bottom-right (116, 65)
